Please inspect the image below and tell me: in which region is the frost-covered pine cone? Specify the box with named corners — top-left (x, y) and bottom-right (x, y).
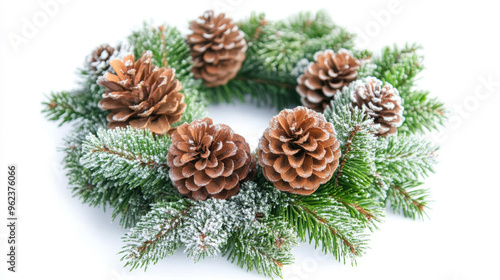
top-left (351, 77), bottom-right (405, 137)
top-left (97, 51), bottom-right (186, 135)
top-left (187, 10), bottom-right (247, 87)
top-left (297, 49), bottom-right (360, 112)
top-left (86, 44), bottom-right (131, 75)
top-left (258, 107), bottom-right (341, 195)
top-left (167, 117), bottom-right (253, 200)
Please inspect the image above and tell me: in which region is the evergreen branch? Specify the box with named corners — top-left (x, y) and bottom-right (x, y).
top-left (303, 28), bottom-right (357, 61)
top-left (297, 203), bottom-right (357, 254)
top-left (120, 201), bottom-right (189, 270)
top-left (223, 219), bottom-right (297, 278)
top-left (386, 180), bottom-right (430, 219)
top-left (62, 123), bottom-right (153, 228)
top-left (323, 97), bottom-right (384, 225)
top-left (135, 213), bottom-right (183, 257)
top-left (324, 100), bottom-right (378, 193)
top-left (352, 204), bottom-right (375, 221)
top-left (284, 9), bottom-right (337, 39)
top-left (121, 182), bottom-right (291, 275)
top-left (375, 135), bottom-right (438, 182)
top-left (334, 197), bottom-right (378, 223)
top-left (128, 23), bottom-right (193, 83)
top-left (90, 145), bottom-right (168, 170)
top-left (371, 43), bottom-right (424, 94)
top-left (238, 12), bottom-right (267, 42)
top-left (400, 90), bottom-right (447, 134)
top-left (272, 193), bottom-right (369, 263)
top-left (80, 127), bottom-right (175, 198)
top-left (334, 124), bottom-right (361, 187)
top-left (42, 89), bottom-right (107, 127)
top-left (326, 179), bottom-right (384, 228)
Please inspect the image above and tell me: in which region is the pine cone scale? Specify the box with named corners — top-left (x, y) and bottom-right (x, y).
top-left (273, 156), bottom-right (289, 174)
top-left (221, 159), bottom-right (234, 176)
top-left (185, 177), bottom-right (203, 191)
top-left (205, 163), bottom-right (224, 178)
top-left (110, 110), bottom-right (134, 122)
top-left (288, 152), bottom-right (305, 168)
top-left (205, 179), bottom-right (224, 194)
top-left (282, 143), bottom-right (300, 156)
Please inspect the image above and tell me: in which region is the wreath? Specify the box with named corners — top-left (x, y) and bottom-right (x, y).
top-left (42, 10), bottom-right (446, 278)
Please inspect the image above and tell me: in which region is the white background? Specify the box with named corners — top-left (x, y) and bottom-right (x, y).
top-left (1, 0), bottom-right (500, 279)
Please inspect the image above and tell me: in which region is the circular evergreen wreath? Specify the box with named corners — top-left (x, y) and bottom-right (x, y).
top-left (42, 10), bottom-right (446, 278)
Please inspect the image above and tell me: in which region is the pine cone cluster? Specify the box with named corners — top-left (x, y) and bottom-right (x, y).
top-left (97, 51), bottom-right (186, 135)
top-left (187, 10), bottom-right (247, 87)
top-left (167, 117), bottom-right (253, 200)
top-left (297, 49), bottom-right (360, 112)
top-left (258, 107), bottom-right (341, 195)
top-left (351, 77), bottom-right (404, 137)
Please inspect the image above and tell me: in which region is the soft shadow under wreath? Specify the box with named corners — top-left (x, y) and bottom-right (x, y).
top-left (42, 9), bottom-right (445, 278)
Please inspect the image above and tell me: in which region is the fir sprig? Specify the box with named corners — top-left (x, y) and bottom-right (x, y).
top-left (375, 135), bottom-right (438, 182)
top-left (370, 43), bottom-right (424, 94)
top-left (42, 88), bottom-right (107, 128)
top-left (386, 180), bottom-right (430, 219)
top-left (272, 191), bottom-right (369, 263)
top-left (80, 127), bottom-right (174, 197)
top-left (400, 90), bottom-right (446, 134)
top-left (222, 218), bottom-right (298, 278)
top-left (120, 200), bottom-right (189, 270)
top-left (128, 23), bottom-right (193, 83)
top-left (374, 135), bottom-right (437, 219)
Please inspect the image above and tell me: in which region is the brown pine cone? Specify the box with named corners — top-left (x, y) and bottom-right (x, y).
top-left (187, 10), bottom-right (247, 87)
top-left (258, 107), bottom-right (341, 195)
top-left (297, 49), bottom-right (360, 112)
top-left (97, 51), bottom-right (186, 135)
top-left (167, 117), bottom-right (253, 200)
top-left (87, 44), bottom-right (116, 73)
top-left (351, 77), bottom-right (405, 137)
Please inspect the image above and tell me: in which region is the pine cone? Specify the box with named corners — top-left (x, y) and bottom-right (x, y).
top-left (297, 49), bottom-right (360, 112)
top-left (258, 107), bottom-right (341, 195)
top-left (351, 77), bottom-right (405, 137)
top-left (167, 117), bottom-right (253, 200)
top-left (187, 10), bottom-right (247, 87)
top-left (87, 44), bottom-right (116, 73)
top-left (97, 51), bottom-right (186, 135)
top-left (86, 44), bottom-right (131, 74)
